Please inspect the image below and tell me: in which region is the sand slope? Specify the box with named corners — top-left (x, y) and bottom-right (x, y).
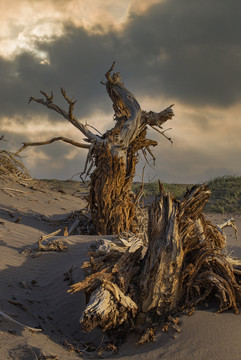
top-left (1, 179), bottom-right (241, 359)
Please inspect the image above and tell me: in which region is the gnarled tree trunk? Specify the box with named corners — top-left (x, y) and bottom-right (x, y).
top-left (19, 61), bottom-right (174, 234)
top-left (89, 63), bottom-right (174, 234)
top-left (89, 144), bottom-right (137, 234)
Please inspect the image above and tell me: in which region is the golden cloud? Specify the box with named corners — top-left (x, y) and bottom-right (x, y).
top-left (0, 0), bottom-right (164, 59)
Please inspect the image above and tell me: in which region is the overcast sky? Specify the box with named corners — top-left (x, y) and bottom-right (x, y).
top-left (1, 0), bottom-right (241, 183)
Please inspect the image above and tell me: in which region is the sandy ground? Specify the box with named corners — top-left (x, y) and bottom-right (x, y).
top-left (1, 178), bottom-right (241, 360)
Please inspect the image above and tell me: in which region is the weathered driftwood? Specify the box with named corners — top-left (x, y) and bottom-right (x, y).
top-left (18, 62), bottom-right (174, 234)
top-left (79, 281), bottom-right (138, 332)
top-left (0, 310), bottom-right (42, 333)
top-left (38, 229), bottom-right (67, 252)
top-left (69, 184), bottom-right (241, 344)
top-left (217, 217), bottom-right (238, 242)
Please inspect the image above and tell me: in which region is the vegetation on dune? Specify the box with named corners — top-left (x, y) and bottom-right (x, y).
top-left (205, 176), bottom-right (241, 213)
top-left (132, 181), bottom-right (190, 201)
top-left (133, 176), bottom-right (241, 213)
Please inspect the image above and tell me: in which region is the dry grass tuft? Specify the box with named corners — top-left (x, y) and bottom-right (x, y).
top-left (0, 150), bottom-right (36, 186)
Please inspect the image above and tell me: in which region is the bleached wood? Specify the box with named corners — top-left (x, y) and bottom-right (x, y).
top-left (67, 218), bottom-right (81, 235)
top-left (80, 281), bottom-right (137, 332)
top-left (217, 217), bottom-right (238, 241)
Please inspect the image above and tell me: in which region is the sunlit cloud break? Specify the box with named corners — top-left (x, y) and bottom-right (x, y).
top-left (0, 0), bottom-right (161, 60)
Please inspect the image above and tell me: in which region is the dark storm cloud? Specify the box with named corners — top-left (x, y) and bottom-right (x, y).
top-left (1, 0), bottom-right (241, 122)
top-left (0, 29), bottom-right (119, 120)
top-left (122, 0), bottom-right (241, 106)
top-left (0, 52), bottom-right (61, 118)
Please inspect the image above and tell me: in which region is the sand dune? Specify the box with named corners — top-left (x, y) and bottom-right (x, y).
top-left (1, 178), bottom-right (241, 359)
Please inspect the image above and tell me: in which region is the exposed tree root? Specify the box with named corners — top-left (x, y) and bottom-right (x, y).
top-left (70, 184), bottom-right (241, 345)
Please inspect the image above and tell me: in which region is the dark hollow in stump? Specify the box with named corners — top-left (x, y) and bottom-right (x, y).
top-left (69, 184), bottom-right (241, 344)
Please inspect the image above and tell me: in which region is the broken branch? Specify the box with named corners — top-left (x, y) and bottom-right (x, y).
top-left (29, 90), bottom-right (100, 142)
top-left (14, 137), bottom-right (90, 156)
top-left (0, 310), bottom-right (42, 333)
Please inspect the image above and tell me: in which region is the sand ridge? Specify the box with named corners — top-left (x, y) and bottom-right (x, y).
top-left (1, 178), bottom-right (241, 359)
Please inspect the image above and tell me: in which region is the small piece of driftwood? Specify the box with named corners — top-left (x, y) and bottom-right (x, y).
top-left (4, 187), bottom-right (29, 194)
top-left (68, 218), bottom-right (81, 235)
top-left (38, 229), bottom-right (67, 252)
top-left (0, 310), bottom-right (42, 333)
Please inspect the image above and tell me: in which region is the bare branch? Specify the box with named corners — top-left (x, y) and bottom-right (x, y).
top-left (146, 146), bottom-right (156, 165)
top-left (14, 137), bottom-right (90, 156)
top-left (141, 148), bottom-right (155, 169)
top-left (86, 123), bottom-right (102, 136)
top-left (149, 125), bottom-right (173, 144)
top-left (40, 90), bottom-right (53, 103)
top-left (103, 62), bottom-right (142, 146)
top-left (60, 87), bottom-right (77, 121)
top-left (105, 61), bottom-right (116, 83)
top-left (77, 144), bottom-right (95, 182)
top-left (134, 164), bottom-right (146, 205)
top-left (29, 90), bottom-right (100, 142)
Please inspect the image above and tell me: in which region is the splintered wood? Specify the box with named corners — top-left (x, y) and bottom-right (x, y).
top-left (70, 184), bottom-right (241, 345)
top-left (140, 192), bottom-right (184, 314)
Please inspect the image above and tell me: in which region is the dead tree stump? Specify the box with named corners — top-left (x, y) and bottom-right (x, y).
top-left (19, 61), bottom-right (174, 234)
top-left (70, 184), bottom-right (241, 343)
